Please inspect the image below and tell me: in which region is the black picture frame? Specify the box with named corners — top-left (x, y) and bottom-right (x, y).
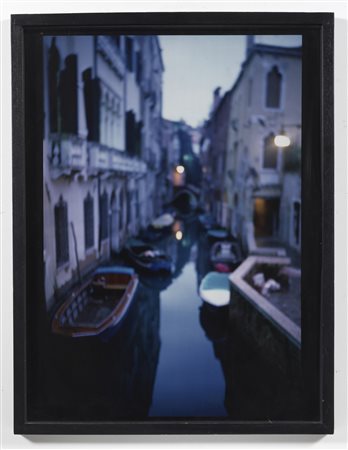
top-left (12, 12), bottom-right (334, 435)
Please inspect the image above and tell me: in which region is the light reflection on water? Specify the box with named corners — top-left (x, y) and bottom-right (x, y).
top-left (29, 217), bottom-right (305, 421)
top-left (150, 258), bottom-right (227, 417)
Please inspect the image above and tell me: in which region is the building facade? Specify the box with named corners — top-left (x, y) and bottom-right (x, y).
top-left (202, 37), bottom-right (302, 256)
top-left (43, 35), bottom-right (164, 309)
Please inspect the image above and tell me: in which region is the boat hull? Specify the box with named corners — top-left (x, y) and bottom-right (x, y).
top-left (52, 267), bottom-right (139, 337)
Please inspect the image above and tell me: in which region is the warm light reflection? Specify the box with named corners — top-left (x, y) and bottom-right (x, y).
top-left (274, 134), bottom-right (291, 148)
top-left (175, 230), bottom-right (183, 240)
top-left (176, 165), bottom-right (185, 174)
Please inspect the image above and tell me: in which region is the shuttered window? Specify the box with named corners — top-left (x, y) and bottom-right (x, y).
top-left (55, 196), bottom-right (69, 267)
top-left (266, 66), bottom-right (282, 108)
top-left (84, 192), bottom-right (94, 250)
top-left (126, 37), bottom-right (133, 72)
top-left (100, 191), bottom-right (109, 240)
top-left (48, 37), bottom-right (61, 133)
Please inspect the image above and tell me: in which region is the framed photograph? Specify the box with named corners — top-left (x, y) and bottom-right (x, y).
top-left (12, 12), bottom-right (334, 434)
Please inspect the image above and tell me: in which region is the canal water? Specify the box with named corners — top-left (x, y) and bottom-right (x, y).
top-left (28, 217), bottom-right (306, 422)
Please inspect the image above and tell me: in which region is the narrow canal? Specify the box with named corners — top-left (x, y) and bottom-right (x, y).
top-left (28, 217), bottom-right (306, 422)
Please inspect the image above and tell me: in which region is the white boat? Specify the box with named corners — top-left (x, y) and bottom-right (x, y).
top-left (151, 213), bottom-right (175, 230)
top-left (199, 272), bottom-right (231, 307)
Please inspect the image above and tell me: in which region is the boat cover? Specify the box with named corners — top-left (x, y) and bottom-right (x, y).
top-left (95, 266), bottom-right (135, 275)
top-left (199, 272), bottom-right (231, 307)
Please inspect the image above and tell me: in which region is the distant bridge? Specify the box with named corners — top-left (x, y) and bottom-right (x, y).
top-left (171, 184), bottom-right (200, 213)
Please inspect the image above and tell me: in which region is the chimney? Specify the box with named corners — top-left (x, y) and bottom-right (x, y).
top-left (246, 35), bottom-right (255, 58)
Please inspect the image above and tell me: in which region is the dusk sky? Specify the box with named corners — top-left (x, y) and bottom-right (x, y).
top-left (159, 35), bottom-right (302, 127)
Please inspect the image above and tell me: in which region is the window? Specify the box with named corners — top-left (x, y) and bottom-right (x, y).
top-left (266, 65), bottom-right (282, 108)
top-left (59, 54), bottom-right (78, 133)
top-left (54, 196), bottom-right (69, 267)
top-left (82, 68), bottom-right (101, 142)
top-left (84, 192), bottom-right (94, 250)
top-left (126, 37), bottom-right (133, 72)
top-left (100, 191), bottom-right (109, 240)
top-left (48, 37), bottom-right (61, 133)
top-left (293, 201), bottom-right (301, 246)
top-left (263, 133), bottom-right (278, 169)
top-left (126, 110), bottom-right (136, 155)
top-left (119, 189), bottom-right (125, 231)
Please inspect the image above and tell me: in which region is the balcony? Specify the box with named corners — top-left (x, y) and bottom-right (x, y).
top-left (109, 150), bottom-right (147, 174)
top-left (88, 143), bottom-right (110, 174)
top-left (49, 134), bottom-right (87, 179)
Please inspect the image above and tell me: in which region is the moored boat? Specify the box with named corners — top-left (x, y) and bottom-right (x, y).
top-left (198, 213), bottom-right (216, 230)
top-left (52, 266), bottom-right (139, 337)
top-left (207, 228), bottom-right (229, 241)
top-left (199, 271), bottom-right (231, 307)
top-left (124, 239), bottom-right (173, 273)
top-left (150, 213), bottom-right (175, 230)
top-left (210, 241), bottom-right (242, 268)
top-left (138, 227), bottom-right (164, 242)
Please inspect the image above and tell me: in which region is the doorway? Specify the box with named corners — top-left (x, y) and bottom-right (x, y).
top-left (253, 197), bottom-right (280, 238)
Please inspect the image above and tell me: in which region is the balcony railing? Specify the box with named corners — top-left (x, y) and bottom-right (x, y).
top-left (49, 134), bottom-right (87, 178)
top-left (88, 143), bottom-right (110, 172)
top-left (109, 149), bottom-right (147, 174)
top-left (48, 135), bottom-right (147, 178)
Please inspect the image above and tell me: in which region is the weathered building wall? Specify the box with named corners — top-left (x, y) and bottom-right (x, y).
top-left (204, 39), bottom-right (302, 257)
top-left (43, 35), bottom-right (164, 310)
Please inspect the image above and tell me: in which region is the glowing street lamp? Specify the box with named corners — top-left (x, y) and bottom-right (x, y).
top-left (176, 165), bottom-right (185, 174)
top-left (175, 230), bottom-right (183, 241)
top-left (274, 134), bottom-right (291, 148)
top-left (274, 124), bottom-right (301, 148)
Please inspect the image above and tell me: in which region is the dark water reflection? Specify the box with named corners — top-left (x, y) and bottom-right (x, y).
top-left (28, 218), bottom-right (305, 421)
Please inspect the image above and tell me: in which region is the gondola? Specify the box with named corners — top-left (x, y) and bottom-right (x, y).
top-left (124, 240), bottom-right (173, 273)
top-left (51, 266), bottom-right (139, 337)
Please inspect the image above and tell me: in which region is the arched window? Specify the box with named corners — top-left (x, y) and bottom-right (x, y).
top-left (100, 190), bottom-right (109, 241)
top-left (84, 192), bottom-right (94, 250)
top-left (54, 196), bottom-right (69, 267)
top-left (263, 133), bottom-right (278, 169)
top-left (266, 65), bottom-right (282, 108)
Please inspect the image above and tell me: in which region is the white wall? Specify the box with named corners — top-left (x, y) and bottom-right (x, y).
top-left (1, 1), bottom-right (347, 449)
